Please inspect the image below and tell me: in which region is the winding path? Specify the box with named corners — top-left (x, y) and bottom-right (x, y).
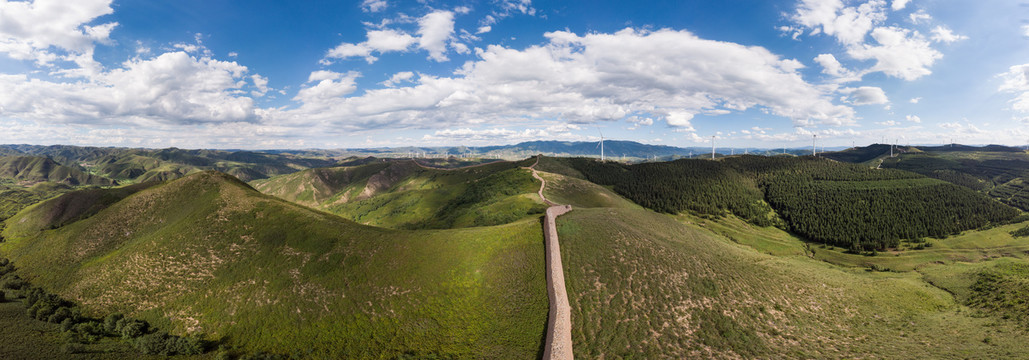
top-left (529, 156), bottom-right (574, 360)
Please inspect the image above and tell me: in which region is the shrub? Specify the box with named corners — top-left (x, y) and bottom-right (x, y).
top-left (75, 321), bottom-right (105, 343)
top-left (104, 313), bottom-right (124, 334)
top-left (0, 290), bottom-right (5, 302)
top-left (136, 332), bottom-right (171, 355)
top-left (49, 306), bottom-right (73, 323)
top-left (61, 317), bottom-right (75, 332)
top-left (119, 319), bottom-right (149, 340)
top-left (62, 343), bottom-right (86, 354)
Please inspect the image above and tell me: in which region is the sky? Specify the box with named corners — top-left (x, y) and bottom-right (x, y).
top-left (0, 0), bottom-right (1028, 150)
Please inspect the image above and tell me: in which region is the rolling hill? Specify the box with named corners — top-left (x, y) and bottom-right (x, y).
top-left (0, 156), bottom-right (115, 187)
top-left (0, 171), bottom-right (547, 358)
top-left (251, 159), bottom-right (547, 229)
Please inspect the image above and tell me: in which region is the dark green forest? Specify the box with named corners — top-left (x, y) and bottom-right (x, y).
top-left (563, 155), bottom-right (1020, 250)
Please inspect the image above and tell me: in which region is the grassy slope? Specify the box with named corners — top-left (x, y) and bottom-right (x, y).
top-left (1, 171), bottom-right (546, 358)
top-left (0, 298), bottom-right (202, 359)
top-left (534, 167), bottom-right (1029, 359)
top-left (252, 159), bottom-right (546, 229)
top-left (0, 156), bottom-right (114, 186)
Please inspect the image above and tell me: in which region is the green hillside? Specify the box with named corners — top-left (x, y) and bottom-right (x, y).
top-left (0, 182), bottom-right (72, 222)
top-left (878, 149), bottom-right (1029, 212)
top-left (522, 164), bottom-right (1029, 358)
top-left (252, 159), bottom-right (547, 229)
top-left (1, 171), bottom-right (547, 358)
top-left (0, 156), bottom-right (115, 187)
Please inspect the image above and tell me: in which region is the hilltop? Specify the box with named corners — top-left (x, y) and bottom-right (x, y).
top-left (1, 171), bottom-right (547, 358)
top-left (251, 159), bottom-right (547, 229)
top-left (0, 156), bottom-right (115, 187)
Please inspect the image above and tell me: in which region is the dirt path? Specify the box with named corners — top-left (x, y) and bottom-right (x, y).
top-left (529, 156), bottom-right (574, 360)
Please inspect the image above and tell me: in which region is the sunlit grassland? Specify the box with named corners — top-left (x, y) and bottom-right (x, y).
top-left (557, 207), bottom-right (1029, 358)
top-left (254, 159), bottom-right (546, 229)
top-left (1, 171), bottom-right (547, 358)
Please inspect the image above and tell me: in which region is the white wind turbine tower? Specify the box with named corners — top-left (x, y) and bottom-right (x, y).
top-left (711, 135), bottom-right (716, 159)
top-left (596, 128), bottom-right (605, 161)
top-left (812, 134), bottom-right (817, 156)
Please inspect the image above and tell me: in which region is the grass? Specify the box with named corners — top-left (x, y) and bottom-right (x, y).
top-left (556, 206), bottom-right (1029, 358)
top-left (1, 171), bottom-right (547, 358)
top-left (0, 297), bottom-right (198, 359)
top-left (254, 159), bottom-right (545, 229)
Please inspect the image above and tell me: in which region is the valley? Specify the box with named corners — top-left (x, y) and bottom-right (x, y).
top-left (1, 143), bottom-right (1029, 358)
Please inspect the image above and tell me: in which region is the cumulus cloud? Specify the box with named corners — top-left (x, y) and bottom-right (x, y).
top-left (1024, 25), bottom-right (1029, 37)
top-left (791, 0), bottom-right (887, 45)
top-left (891, 0), bottom-right (911, 11)
top-left (477, 26), bottom-right (493, 34)
top-left (280, 28), bottom-right (855, 131)
top-left (906, 114), bottom-right (921, 123)
top-left (381, 71), bottom-right (415, 87)
top-left (814, 53), bottom-right (860, 82)
top-left (322, 10), bottom-right (456, 64)
top-left (789, 0), bottom-right (946, 81)
top-left (909, 97), bottom-right (921, 103)
top-left (847, 26), bottom-right (941, 80)
top-left (0, 51), bottom-right (258, 124)
top-left (876, 120), bottom-right (899, 126)
top-left (422, 124), bottom-right (580, 145)
top-left (323, 29), bottom-right (417, 64)
top-left (361, 0), bottom-right (387, 13)
top-left (0, 0), bottom-right (117, 65)
top-left (930, 26), bottom-right (968, 43)
top-left (417, 10), bottom-right (456, 62)
top-left (841, 86), bottom-right (889, 105)
top-left (999, 63), bottom-right (1029, 113)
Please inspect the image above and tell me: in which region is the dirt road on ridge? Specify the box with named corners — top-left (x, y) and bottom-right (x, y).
top-left (529, 156), bottom-right (574, 360)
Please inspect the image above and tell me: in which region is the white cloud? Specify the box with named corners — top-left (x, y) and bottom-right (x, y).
top-left (909, 9), bottom-right (931, 24)
top-left (323, 28), bottom-right (417, 64)
top-left (814, 53), bottom-right (861, 82)
top-left (228, 51), bottom-right (238, 57)
top-left (361, 0), bottom-right (387, 13)
top-left (876, 120), bottom-right (899, 126)
top-left (930, 26), bottom-right (968, 43)
top-left (417, 10), bottom-right (456, 62)
top-left (847, 26), bottom-right (941, 80)
top-left (1023, 25), bottom-right (1029, 37)
top-left (665, 111), bottom-right (695, 129)
top-left (454, 6), bottom-right (472, 15)
top-left (280, 28), bottom-right (855, 131)
top-left (891, 0), bottom-right (911, 11)
top-left (999, 63), bottom-right (1029, 113)
top-left (477, 26), bottom-right (493, 34)
top-left (251, 74), bottom-right (269, 97)
top-left (0, 51), bottom-right (257, 124)
top-left (841, 86), bottom-right (889, 105)
top-left (909, 97), bottom-right (921, 103)
top-left (790, 1), bottom-right (947, 81)
top-left (294, 70), bottom-right (361, 105)
top-left (0, 0), bottom-right (117, 65)
top-left (380, 71), bottom-right (415, 87)
top-left (791, 0), bottom-right (887, 45)
top-left (906, 115), bottom-right (921, 123)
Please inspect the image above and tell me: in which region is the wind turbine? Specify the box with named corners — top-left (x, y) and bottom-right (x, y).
top-left (596, 128), bottom-right (605, 161)
top-left (711, 135), bottom-right (716, 160)
top-left (812, 134), bottom-right (817, 156)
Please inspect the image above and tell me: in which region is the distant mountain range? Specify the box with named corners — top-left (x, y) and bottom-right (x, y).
top-left (264, 140), bottom-right (846, 160)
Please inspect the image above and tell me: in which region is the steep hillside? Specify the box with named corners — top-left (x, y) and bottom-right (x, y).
top-left (0, 182), bottom-right (71, 222)
top-left (252, 159), bottom-right (547, 229)
top-left (0, 171), bottom-right (547, 358)
top-left (0, 156), bottom-right (115, 186)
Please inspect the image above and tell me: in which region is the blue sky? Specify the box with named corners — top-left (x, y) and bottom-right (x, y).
top-left (1, 0), bottom-right (1028, 149)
